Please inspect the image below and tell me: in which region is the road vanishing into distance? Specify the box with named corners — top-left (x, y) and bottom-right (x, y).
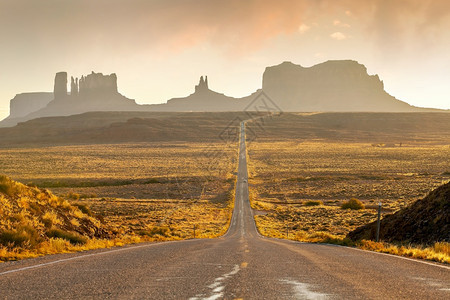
top-left (1, 122), bottom-right (449, 299)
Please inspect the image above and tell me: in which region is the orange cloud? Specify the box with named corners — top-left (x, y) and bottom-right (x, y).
top-left (330, 32), bottom-right (347, 40)
top-left (2, 0), bottom-right (449, 58)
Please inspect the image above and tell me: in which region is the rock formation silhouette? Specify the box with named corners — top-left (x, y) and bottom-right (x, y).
top-left (149, 76), bottom-right (255, 112)
top-left (53, 72), bottom-right (68, 99)
top-left (262, 60), bottom-right (418, 112)
top-left (78, 72), bottom-right (118, 95)
top-left (70, 76), bottom-right (78, 96)
top-left (1, 60), bottom-right (444, 128)
top-left (0, 71), bottom-right (139, 126)
top-left (195, 76), bottom-right (209, 93)
top-left (7, 93), bottom-right (53, 119)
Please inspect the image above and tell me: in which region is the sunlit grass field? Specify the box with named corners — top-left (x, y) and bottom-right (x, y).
top-left (247, 141), bottom-right (449, 237)
top-left (0, 142), bottom-right (237, 260)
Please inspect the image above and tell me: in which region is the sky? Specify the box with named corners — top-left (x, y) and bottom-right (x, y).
top-left (1, 0), bottom-right (449, 120)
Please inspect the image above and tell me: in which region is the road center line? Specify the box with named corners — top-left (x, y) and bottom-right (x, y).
top-left (190, 264), bottom-right (240, 300)
top-left (280, 279), bottom-right (330, 299)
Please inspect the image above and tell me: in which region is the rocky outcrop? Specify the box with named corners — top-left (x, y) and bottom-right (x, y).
top-left (71, 76), bottom-right (78, 96)
top-left (348, 182), bottom-right (450, 244)
top-left (0, 92), bottom-right (54, 127)
top-left (0, 71), bottom-right (139, 127)
top-left (195, 76), bottom-right (209, 93)
top-left (39, 71), bottom-right (137, 116)
top-left (53, 72), bottom-right (68, 98)
top-left (262, 60), bottom-right (424, 112)
top-left (8, 93), bottom-right (53, 119)
top-left (78, 72), bottom-right (118, 95)
top-left (149, 76), bottom-right (256, 112)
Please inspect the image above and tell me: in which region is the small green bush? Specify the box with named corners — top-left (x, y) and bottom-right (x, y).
top-left (46, 229), bottom-right (87, 245)
top-left (304, 200), bottom-right (323, 206)
top-left (341, 198), bottom-right (365, 210)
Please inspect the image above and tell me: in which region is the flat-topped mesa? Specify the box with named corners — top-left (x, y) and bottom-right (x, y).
top-left (54, 72), bottom-right (68, 98)
top-left (195, 75), bottom-right (209, 93)
top-left (262, 60), bottom-right (400, 111)
top-left (78, 72), bottom-right (118, 96)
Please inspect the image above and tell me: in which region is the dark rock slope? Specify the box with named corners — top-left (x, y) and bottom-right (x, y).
top-left (348, 182), bottom-right (450, 244)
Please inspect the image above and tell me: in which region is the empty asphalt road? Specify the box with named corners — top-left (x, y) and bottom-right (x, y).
top-left (0, 122), bottom-right (449, 299)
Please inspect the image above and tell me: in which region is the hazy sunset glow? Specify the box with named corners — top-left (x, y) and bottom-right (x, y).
top-left (0, 0), bottom-right (449, 119)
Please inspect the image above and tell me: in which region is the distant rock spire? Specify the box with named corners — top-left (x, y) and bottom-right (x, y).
top-left (77, 72), bottom-right (118, 95)
top-left (70, 76), bottom-right (79, 96)
top-left (195, 75), bottom-right (209, 93)
top-left (54, 72), bottom-right (67, 99)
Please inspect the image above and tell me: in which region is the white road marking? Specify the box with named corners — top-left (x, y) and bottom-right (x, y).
top-left (281, 279), bottom-right (330, 299)
top-left (336, 244), bottom-right (450, 270)
top-left (279, 239), bottom-right (450, 271)
top-left (190, 264), bottom-right (240, 300)
top-left (411, 276), bottom-right (450, 291)
top-left (0, 240), bottom-right (184, 276)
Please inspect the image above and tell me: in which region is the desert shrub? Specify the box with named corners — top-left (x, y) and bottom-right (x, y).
top-left (42, 211), bottom-right (62, 228)
top-left (0, 175), bottom-right (21, 197)
top-left (73, 203), bottom-right (93, 216)
top-left (341, 198), bottom-right (365, 210)
top-left (144, 178), bottom-right (161, 184)
top-left (434, 242), bottom-right (450, 255)
top-left (78, 193), bottom-right (98, 199)
top-left (10, 213), bottom-right (25, 223)
top-left (358, 239), bottom-right (386, 251)
top-left (42, 218), bottom-right (52, 228)
top-left (0, 225), bottom-right (41, 248)
top-left (0, 230), bottom-right (28, 247)
top-left (46, 229), bottom-right (87, 245)
top-left (304, 200), bottom-right (322, 206)
top-left (70, 218), bottom-right (80, 227)
top-left (139, 226), bottom-right (170, 237)
top-left (65, 192), bottom-right (80, 200)
top-left (29, 202), bottom-right (42, 214)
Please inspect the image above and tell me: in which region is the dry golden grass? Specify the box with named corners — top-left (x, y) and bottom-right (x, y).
top-left (0, 142), bottom-right (237, 261)
top-left (358, 240), bottom-right (450, 264)
top-left (75, 182), bottom-right (236, 240)
top-left (0, 175), bottom-right (122, 261)
top-left (0, 142), bottom-right (235, 183)
top-left (247, 141), bottom-right (449, 263)
top-left (248, 141), bottom-right (448, 216)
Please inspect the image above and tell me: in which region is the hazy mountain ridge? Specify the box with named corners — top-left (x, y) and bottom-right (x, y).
top-left (0, 60), bottom-right (445, 128)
